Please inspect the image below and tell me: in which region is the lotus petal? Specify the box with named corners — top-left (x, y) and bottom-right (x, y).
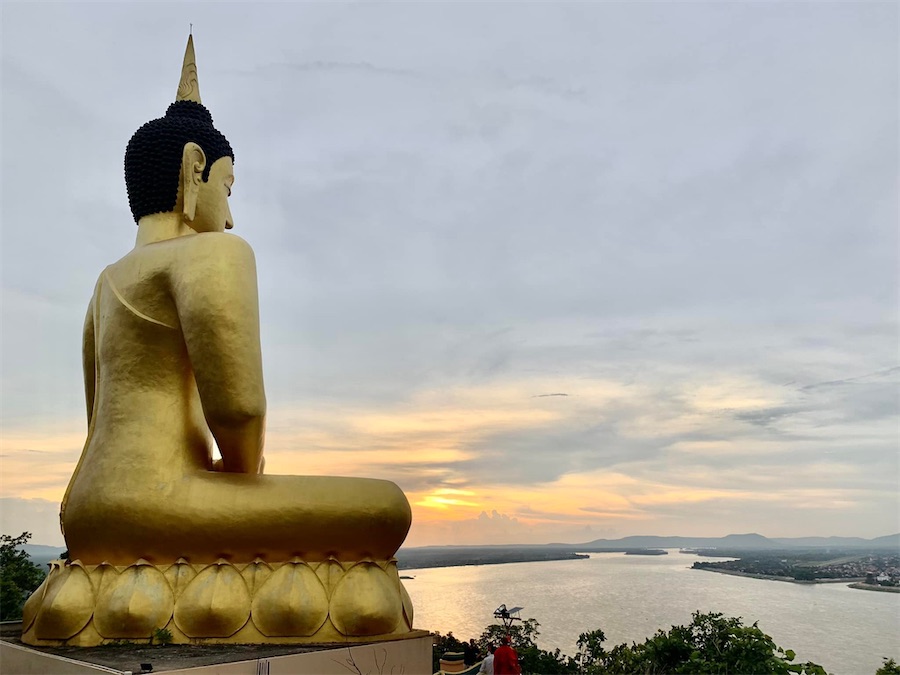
top-left (174, 561), bottom-right (250, 638)
top-left (33, 564), bottom-right (94, 639)
top-left (251, 562), bottom-right (328, 637)
top-left (164, 558), bottom-right (196, 599)
top-left (329, 562), bottom-right (401, 636)
top-left (94, 563), bottom-right (173, 638)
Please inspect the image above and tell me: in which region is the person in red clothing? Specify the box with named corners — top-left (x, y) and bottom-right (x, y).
top-left (492, 635), bottom-right (520, 675)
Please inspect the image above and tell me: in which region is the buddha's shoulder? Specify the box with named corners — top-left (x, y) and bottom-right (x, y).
top-left (110, 234), bottom-right (257, 282)
top-left (177, 232), bottom-right (256, 257)
top-left (143, 233), bottom-right (257, 269)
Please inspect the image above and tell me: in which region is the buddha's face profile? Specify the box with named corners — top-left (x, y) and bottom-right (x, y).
top-left (190, 155), bottom-right (235, 233)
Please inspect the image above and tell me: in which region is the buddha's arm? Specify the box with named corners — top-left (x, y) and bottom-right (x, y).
top-left (174, 234), bottom-right (267, 473)
top-left (83, 298), bottom-right (96, 426)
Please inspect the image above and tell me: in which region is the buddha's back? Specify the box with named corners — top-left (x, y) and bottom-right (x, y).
top-left (95, 242), bottom-right (213, 469)
top-left (62, 239), bottom-right (215, 556)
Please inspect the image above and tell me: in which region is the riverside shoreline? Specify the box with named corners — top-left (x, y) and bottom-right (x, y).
top-left (397, 547), bottom-right (589, 570)
top-left (693, 566), bottom-right (866, 586)
top-left (848, 582), bottom-right (900, 593)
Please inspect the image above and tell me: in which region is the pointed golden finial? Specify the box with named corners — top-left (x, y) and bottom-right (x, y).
top-left (176, 33), bottom-right (202, 103)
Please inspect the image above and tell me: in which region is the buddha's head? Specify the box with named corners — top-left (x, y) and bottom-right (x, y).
top-left (124, 36), bottom-right (235, 232)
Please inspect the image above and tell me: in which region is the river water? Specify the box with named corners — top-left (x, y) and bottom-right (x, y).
top-left (403, 552), bottom-right (900, 675)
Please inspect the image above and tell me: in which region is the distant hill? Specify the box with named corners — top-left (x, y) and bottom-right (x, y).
top-left (870, 533), bottom-right (900, 548)
top-left (19, 543), bottom-right (66, 568)
top-left (770, 536), bottom-right (872, 547)
top-left (574, 533), bottom-right (776, 550)
top-left (574, 533), bottom-right (900, 550)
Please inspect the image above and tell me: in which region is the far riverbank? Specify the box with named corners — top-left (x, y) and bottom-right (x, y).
top-left (693, 566), bottom-right (867, 586)
top-left (848, 582), bottom-right (900, 593)
top-left (396, 546), bottom-right (588, 570)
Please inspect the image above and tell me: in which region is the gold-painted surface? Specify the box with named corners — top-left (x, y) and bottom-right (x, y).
top-left (400, 580), bottom-right (414, 628)
top-left (384, 559), bottom-right (414, 626)
top-left (92, 562), bottom-right (119, 600)
top-left (164, 558), bottom-right (196, 597)
top-left (173, 561), bottom-right (251, 638)
top-left (20, 573), bottom-right (48, 632)
top-left (176, 34), bottom-right (201, 103)
top-left (251, 562), bottom-right (328, 637)
top-left (67, 622), bottom-right (105, 648)
top-left (94, 562), bottom-right (173, 638)
top-left (240, 558), bottom-right (272, 596)
top-left (25, 35), bottom-right (414, 646)
top-left (314, 559), bottom-right (346, 595)
top-left (59, 94), bottom-right (411, 570)
top-left (22, 558), bottom-right (414, 647)
top-left (329, 562), bottom-right (403, 637)
top-left (33, 564), bottom-right (94, 640)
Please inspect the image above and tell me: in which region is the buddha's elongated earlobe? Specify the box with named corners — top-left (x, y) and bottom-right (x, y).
top-left (181, 142), bottom-right (206, 224)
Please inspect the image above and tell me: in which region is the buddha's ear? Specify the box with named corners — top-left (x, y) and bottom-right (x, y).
top-left (181, 142), bottom-right (207, 224)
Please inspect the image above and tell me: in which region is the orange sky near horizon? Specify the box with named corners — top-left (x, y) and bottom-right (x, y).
top-left (3, 372), bottom-right (892, 548)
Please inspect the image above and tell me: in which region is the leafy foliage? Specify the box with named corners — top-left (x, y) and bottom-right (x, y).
top-left (434, 612), bottom-right (830, 675)
top-left (476, 618), bottom-right (578, 674)
top-left (576, 628), bottom-right (607, 666)
top-left (575, 612), bottom-right (827, 675)
top-left (432, 631), bottom-right (467, 673)
top-left (792, 568), bottom-right (817, 581)
top-left (0, 532), bottom-right (46, 621)
top-left (152, 626), bottom-right (173, 645)
top-left (877, 658), bottom-right (900, 675)
top-left (477, 617), bottom-right (541, 652)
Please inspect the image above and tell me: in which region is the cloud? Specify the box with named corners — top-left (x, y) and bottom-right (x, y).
top-left (407, 508), bottom-right (607, 547)
top-left (1, 3), bottom-right (897, 545)
top-left (0, 423), bottom-right (84, 501)
top-left (800, 366), bottom-right (900, 391)
top-left (0, 499), bottom-right (65, 547)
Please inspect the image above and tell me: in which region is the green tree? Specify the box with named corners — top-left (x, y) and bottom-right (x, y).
top-left (599, 612), bottom-right (826, 675)
top-left (516, 645), bottom-right (576, 675)
top-left (477, 617), bottom-right (541, 652)
top-left (876, 658), bottom-right (900, 675)
top-left (477, 618), bottom-right (577, 674)
top-left (0, 532), bottom-right (46, 621)
top-left (576, 628), bottom-right (607, 672)
top-left (435, 612), bottom-right (829, 675)
top-left (431, 631), bottom-right (467, 673)
top-left (792, 567), bottom-right (817, 582)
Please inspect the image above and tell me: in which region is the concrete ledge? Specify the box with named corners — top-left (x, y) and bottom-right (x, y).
top-left (1, 633), bottom-right (433, 674)
top-left (1, 640), bottom-right (125, 674)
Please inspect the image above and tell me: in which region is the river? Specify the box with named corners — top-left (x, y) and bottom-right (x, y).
top-left (403, 551), bottom-right (900, 675)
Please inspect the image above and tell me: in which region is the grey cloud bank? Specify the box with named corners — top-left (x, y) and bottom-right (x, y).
top-left (1, 2), bottom-right (897, 545)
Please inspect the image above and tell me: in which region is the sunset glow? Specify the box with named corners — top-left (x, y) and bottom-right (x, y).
top-left (1, 3), bottom-right (896, 549)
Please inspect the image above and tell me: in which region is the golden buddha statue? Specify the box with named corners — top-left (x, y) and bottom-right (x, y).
top-left (21, 36), bottom-right (415, 647)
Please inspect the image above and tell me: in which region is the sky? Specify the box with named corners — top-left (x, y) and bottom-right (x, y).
top-left (1, 2), bottom-right (897, 549)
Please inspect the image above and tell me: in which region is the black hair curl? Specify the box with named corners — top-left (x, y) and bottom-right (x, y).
top-left (124, 100), bottom-right (234, 223)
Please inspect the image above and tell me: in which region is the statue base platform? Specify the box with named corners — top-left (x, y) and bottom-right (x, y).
top-left (21, 557), bottom-right (415, 647)
top-left (3, 630), bottom-right (434, 674)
